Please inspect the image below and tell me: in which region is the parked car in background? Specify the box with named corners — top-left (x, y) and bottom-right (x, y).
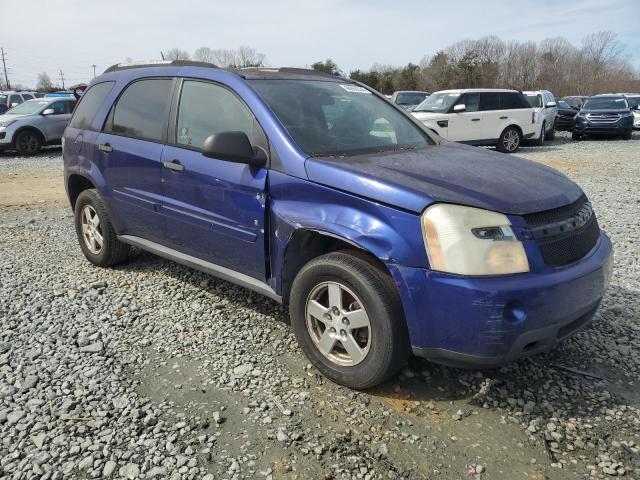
top-left (63, 62), bottom-right (612, 389)
top-left (412, 89), bottom-right (536, 152)
top-left (523, 90), bottom-right (557, 145)
top-left (0, 90), bottom-right (39, 114)
top-left (390, 90), bottom-right (430, 110)
top-left (44, 91), bottom-right (75, 98)
top-left (573, 95), bottom-right (633, 140)
top-left (555, 100), bottom-right (577, 132)
top-left (621, 93), bottom-right (640, 130)
top-left (0, 97), bottom-right (77, 155)
top-left (561, 96), bottom-right (588, 110)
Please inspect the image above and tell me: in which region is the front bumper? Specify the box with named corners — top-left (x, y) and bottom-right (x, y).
top-left (388, 232), bottom-right (613, 368)
top-left (555, 116), bottom-right (574, 131)
top-left (0, 126), bottom-right (15, 149)
top-left (574, 118), bottom-right (633, 135)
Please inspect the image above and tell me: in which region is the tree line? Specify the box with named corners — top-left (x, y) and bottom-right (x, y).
top-left (8, 31), bottom-right (637, 96)
top-left (346, 31), bottom-right (639, 97)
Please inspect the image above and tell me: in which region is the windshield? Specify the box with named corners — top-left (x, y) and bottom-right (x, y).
top-left (395, 92), bottom-right (428, 105)
top-left (5, 100), bottom-right (48, 115)
top-left (525, 94), bottom-right (542, 108)
top-left (556, 100), bottom-right (571, 109)
top-left (413, 92), bottom-right (460, 113)
top-left (582, 97), bottom-right (628, 110)
top-left (249, 80), bottom-right (429, 156)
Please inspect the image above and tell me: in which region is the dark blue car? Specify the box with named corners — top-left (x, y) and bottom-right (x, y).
top-left (63, 61), bottom-right (612, 388)
top-left (573, 95), bottom-right (634, 140)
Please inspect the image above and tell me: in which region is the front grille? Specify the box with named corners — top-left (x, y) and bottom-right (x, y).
top-left (586, 113), bottom-right (620, 124)
top-left (523, 195), bottom-right (601, 267)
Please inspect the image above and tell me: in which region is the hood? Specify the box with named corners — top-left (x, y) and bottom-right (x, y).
top-left (557, 108), bottom-right (577, 116)
top-left (411, 111), bottom-right (448, 122)
top-left (305, 142), bottom-right (582, 215)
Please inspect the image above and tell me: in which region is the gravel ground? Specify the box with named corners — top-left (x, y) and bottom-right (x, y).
top-left (1, 131), bottom-right (639, 479)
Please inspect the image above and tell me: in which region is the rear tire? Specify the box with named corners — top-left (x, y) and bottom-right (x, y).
top-left (74, 189), bottom-right (129, 267)
top-left (14, 130), bottom-right (42, 156)
top-left (496, 126), bottom-right (521, 153)
top-left (289, 251), bottom-right (409, 389)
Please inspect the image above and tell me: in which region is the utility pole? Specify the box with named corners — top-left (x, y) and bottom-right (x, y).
top-left (59, 70), bottom-right (65, 90)
top-left (1, 48), bottom-right (10, 90)
top-left (91, 64), bottom-right (96, 78)
top-left (160, 51), bottom-right (165, 60)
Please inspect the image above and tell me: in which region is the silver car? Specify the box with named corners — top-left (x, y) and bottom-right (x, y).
top-left (0, 97), bottom-right (76, 155)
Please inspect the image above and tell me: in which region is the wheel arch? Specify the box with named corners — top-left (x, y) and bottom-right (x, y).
top-left (280, 228), bottom-right (390, 306)
top-left (13, 126), bottom-right (46, 146)
top-left (67, 174), bottom-right (97, 211)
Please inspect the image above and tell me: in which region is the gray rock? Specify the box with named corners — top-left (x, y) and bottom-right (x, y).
top-left (103, 460), bottom-right (117, 477)
top-left (118, 463), bottom-right (139, 479)
top-left (79, 341), bottom-right (104, 353)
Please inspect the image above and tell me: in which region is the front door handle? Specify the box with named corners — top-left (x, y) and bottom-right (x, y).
top-left (500, 116), bottom-right (508, 120)
top-left (471, 118), bottom-right (480, 122)
top-left (98, 143), bottom-right (112, 153)
top-left (163, 160), bottom-right (185, 172)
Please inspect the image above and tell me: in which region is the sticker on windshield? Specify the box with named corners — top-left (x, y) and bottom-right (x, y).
top-left (340, 84), bottom-right (371, 94)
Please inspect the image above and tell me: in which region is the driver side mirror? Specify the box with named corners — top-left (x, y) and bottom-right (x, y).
top-left (42, 108), bottom-right (55, 116)
top-left (453, 104), bottom-right (466, 113)
top-left (545, 101), bottom-right (557, 108)
top-left (10, 103), bottom-right (19, 108)
top-left (202, 131), bottom-right (266, 168)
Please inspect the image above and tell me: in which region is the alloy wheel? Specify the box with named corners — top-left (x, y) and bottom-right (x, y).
top-left (17, 133), bottom-right (40, 154)
top-left (81, 205), bottom-right (104, 254)
top-left (305, 281), bottom-right (371, 366)
top-left (503, 129), bottom-right (520, 152)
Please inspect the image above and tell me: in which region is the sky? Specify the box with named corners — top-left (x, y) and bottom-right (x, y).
top-left (1, 0), bottom-right (639, 88)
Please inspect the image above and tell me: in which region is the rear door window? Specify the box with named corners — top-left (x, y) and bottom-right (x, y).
top-left (21, 94), bottom-right (35, 101)
top-left (479, 92), bottom-right (500, 111)
top-left (105, 78), bottom-right (173, 142)
top-left (69, 81), bottom-right (115, 130)
top-left (500, 92), bottom-right (528, 109)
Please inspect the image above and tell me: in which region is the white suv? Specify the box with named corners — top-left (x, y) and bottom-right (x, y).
top-left (523, 90), bottom-right (557, 145)
top-left (411, 89), bottom-right (536, 153)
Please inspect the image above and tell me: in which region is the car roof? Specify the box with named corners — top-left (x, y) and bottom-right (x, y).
top-left (590, 94), bottom-right (625, 98)
top-left (433, 88), bottom-right (522, 94)
top-left (393, 90), bottom-right (429, 94)
top-left (103, 60), bottom-right (348, 82)
top-left (522, 90), bottom-right (552, 95)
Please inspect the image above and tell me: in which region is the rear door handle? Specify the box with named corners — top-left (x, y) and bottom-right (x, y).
top-left (163, 160), bottom-right (185, 172)
top-left (98, 143), bottom-right (112, 153)
top-left (500, 116), bottom-right (508, 120)
top-left (471, 118), bottom-right (481, 122)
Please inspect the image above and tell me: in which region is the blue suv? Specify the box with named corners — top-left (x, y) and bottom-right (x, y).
top-left (63, 61), bottom-right (613, 389)
top-left (573, 94), bottom-right (634, 140)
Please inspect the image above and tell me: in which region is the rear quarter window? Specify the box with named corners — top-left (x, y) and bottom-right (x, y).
top-left (69, 81), bottom-right (115, 130)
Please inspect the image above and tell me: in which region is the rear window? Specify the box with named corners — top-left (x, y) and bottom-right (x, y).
top-left (525, 94), bottom-right (542, 108)
top-left (69, 81), bottom-right (115, 130)
top-left (105, 78), bottom-right (173, 142)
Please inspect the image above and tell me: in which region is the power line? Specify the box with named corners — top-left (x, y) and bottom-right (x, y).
top-left (1, 48), bottom-right (10, 90)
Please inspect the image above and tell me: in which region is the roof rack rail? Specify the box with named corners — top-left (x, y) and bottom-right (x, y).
top-left (104, 59), bottom-right (219, 74)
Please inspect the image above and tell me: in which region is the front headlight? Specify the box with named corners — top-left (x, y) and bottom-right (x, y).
top-left (0, 119), bottom-right (16, 128)
top-left (421, 204), bottom-right (529, 276)
top-left (620, 111), bottom-right (633, 118)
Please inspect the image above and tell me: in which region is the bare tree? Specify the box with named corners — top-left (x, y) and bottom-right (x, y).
top-left (165, 48), bottom-right (191, 61)
top-left (193, 47), bottom-right (216, 63)
top-left (36, 72), bottom-right (54, 92)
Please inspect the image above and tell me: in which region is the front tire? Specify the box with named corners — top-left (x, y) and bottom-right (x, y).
top-left (536, 122), bottom-right (546, 146)
top-left (289, 251), bottom-right (409, 389)
top-left (496, 126), bottom-right (521, 153)
top-left (622, 130), bottom-right (632, 140)
top-left (546, 121), bottom-right (555, 140)
top-left (74, 189), bottom-right (129, 267)
top-left (15, 130), bottom-right (42, 156)
top-left (572, 133), bottom-right (581, 140)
